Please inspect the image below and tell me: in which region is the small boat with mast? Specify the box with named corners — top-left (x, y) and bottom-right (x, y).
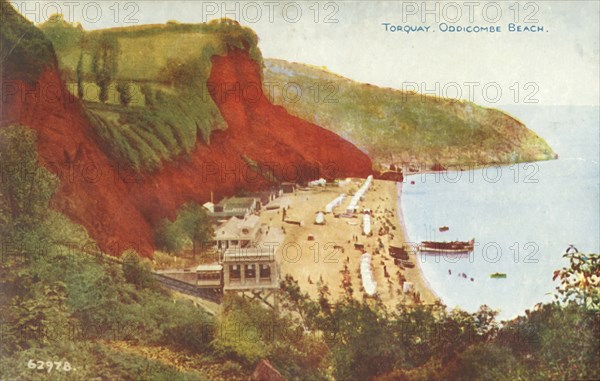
top-left (418, 238), bottom-right (475, 254)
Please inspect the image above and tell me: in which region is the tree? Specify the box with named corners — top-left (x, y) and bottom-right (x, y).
top-left (279, 274), bottom-right (320, 330)
top-left (91, 35), bottom-right (118, 103)
top-left (140, 84), bottom-right (154, 107)
top-left (116, 81), bottom-right (133, 106)
top-left (153, 203), bottom-right (214, 258)
top-left (155, 89), bottom-right (165, 103)
top-left (0, 125), bottom-right (58, 237)
top-left (177, 203), bottom-right (213, 259)
top-left (38, 13), bottom-right (83, 52)
top-left (122, 250), bottom-right (155, 289)
top-left (445, 343), bottom-right (518, 381)
top-left (154, 218), bottom-right (184, 254)
top-left (76, 51), bottom-right (84, 99)
top-left (160, 58), bottom-right (198, 88)
top-left (553, 252), bottom-right (599, 310)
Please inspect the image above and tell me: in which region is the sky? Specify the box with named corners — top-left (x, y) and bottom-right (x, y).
top-left (9, 0), bottom-right (600, 106)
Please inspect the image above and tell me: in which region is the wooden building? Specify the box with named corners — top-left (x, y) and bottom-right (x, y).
top-left (214, 214), bottom-right (262, 251)
top-left (210, 196), bottom-right (260, 220)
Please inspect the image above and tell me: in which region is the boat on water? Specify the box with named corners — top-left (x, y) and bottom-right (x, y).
top-left (439, 226), bottom-right (449, 232)
top-left (490, 272), bottom-right (507, 279)
top-left (419, 239), bottom-right (475, 254)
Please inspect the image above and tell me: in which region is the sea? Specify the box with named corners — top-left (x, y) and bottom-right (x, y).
top-left (399, 105), bottom-right (599, 321)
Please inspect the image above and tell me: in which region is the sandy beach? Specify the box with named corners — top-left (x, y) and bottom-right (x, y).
top-left (258, 179), bottom-right (437, 308)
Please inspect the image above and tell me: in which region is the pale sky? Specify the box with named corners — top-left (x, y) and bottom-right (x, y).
top-left (10, 0), bottom-right (600, 106)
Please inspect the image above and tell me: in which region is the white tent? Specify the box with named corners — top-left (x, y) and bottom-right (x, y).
top-left (346, 175), bottom-right (373, 213)
top-left (360, 253), bottom-right (377, 296)
top-left (315, 212), bottom-right (325, 225)
top-left (325, 193), bottom-right (346, 213)
top-left (308, 178), bottom-right (327, 187)
top-left (362, 212), bottom-right (371, 236)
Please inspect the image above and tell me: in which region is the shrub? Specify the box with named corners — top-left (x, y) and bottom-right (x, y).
top-left (122, 250), bottom-right (156, 289)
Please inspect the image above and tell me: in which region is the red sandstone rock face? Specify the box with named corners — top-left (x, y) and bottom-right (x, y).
top-left (1, 48), bottom-right (372, 257)
top-left (2, 68), bottom-right (156, 256)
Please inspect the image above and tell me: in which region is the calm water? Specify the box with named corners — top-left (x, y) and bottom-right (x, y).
top-left (400, 106), bottom-right (599, 320)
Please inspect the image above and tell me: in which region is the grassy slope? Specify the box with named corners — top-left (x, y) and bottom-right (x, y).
top-left (40, 19), bottom-right (262, 172)
top-left (263, 59), bottom-right (556, 170)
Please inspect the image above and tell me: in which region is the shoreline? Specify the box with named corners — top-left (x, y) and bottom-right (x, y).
top-left (260, 178), bottom-right (438, 308)
top-left (395, 181), bottom-right (440, 305)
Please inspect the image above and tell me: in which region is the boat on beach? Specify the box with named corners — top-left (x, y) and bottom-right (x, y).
top-left (418, 239), bottom-right (475, 253)
top-left (389, 245), bottom-right (409, 259)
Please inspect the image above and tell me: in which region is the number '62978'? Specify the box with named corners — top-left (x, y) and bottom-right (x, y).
top-left (27, 360), bottom-right (72, 373)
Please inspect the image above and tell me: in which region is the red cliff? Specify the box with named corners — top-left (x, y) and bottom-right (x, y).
top-left (1, 48), bottom-right (372, 257)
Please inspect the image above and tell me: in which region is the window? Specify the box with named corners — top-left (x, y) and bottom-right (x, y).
top-left (260, 264), bottom-right (271, 280)
top-left (230, 265), bottom-right (241, 280)
top-left (245, 264), bottom-right (256, 280)
top-left (198, 272), bottom-right (221, 281)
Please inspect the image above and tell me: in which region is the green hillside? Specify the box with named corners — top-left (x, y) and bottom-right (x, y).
top-left (39, 17), bottom-right (262, 172)
top-left (263, 59), bottom-right (555, 170)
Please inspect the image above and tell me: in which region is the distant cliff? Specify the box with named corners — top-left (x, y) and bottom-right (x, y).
top-left (263, 59), bottom-right (556, 170)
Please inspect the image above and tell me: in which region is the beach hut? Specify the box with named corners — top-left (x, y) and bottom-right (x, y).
top-left (308, 178), bottom-right (327, 187)
top-left (337, 178), bottom-right (351, 187)
top-left (314, 212), bottom-right (325, 225)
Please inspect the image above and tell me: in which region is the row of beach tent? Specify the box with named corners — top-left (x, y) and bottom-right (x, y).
top-left (346, 175), bottom-right (373, 213)
top-left (360, 253), bottom-right (377, 296)
top-left (325, 193), bottom-right (346, 213)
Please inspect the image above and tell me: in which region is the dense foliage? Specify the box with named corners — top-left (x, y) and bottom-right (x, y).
top-left (276, 270), bottom-right (599, 381)
top-left (0, 126), bottom-right (58, 244)
top-left (0, 0), bottom-right (55, 82)
top-left (154, 203), bottom-right (214, 258)
top-left (0, 126), bottom-right (226, 380)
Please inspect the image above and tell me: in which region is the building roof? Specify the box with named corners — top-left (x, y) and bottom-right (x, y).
top-left (202, 202), bottom-right (215, 213)
top-left (217, 197), bottom-right (257, 212)
top-left (222, 246), bottom-right (276, 263)
top-left (214, 215), bottom-right (261, 241)
top-left (196, 263), bottom-right (223, 272)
